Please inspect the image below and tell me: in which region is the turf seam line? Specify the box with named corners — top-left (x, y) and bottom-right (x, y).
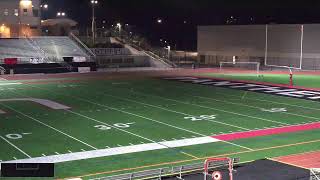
top-left (0, 135), bottom-right (31, 158)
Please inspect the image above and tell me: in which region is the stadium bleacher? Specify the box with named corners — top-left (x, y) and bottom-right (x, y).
top-left (0, 36), bottom-right (91, 63)
top-left (0, 36), bottom-right (96, 74)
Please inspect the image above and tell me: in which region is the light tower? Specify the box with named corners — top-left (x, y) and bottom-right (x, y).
top-left (91, 0), bottom-right (98, 45)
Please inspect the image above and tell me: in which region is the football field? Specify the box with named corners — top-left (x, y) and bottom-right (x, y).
top-left (0, 72), bottom-right (320, 179)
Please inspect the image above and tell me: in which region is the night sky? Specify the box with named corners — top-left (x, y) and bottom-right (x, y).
top-left (45, 0), bottom-right (320, 50)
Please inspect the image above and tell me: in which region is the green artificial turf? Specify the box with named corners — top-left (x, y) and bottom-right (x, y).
top-left (0, 77), bottom-right (319, 179)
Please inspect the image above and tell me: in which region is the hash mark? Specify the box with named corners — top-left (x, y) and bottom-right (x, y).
top-left (55, 152), bottom-right (60, 155)
top-left (81, 149), bottom-right (86, 152)
top-left (13, 157), bottom-right (17, 160)
top-left (22, 133), bottom-right (32, 135)
top-left (105, 146), bottom-right (110, 148)
top-left (68, 150), bottom-right (73, 153)
top-left (42, 154), bottom-right (46, 157)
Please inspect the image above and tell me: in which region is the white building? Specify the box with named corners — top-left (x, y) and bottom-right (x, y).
top-left (0, 0), bottom-right (41, 38)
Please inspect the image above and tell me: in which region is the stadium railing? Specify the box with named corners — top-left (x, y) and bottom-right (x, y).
top-left (69, 32), bottom-right (97, 61)
top-left (89, 158), bottom-right (239, 180)
top-left (0, 66), bottom-right (5, 74)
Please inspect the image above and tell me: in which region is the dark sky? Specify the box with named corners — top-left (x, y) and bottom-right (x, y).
top-left (45, 0), bottom-right (320, 50)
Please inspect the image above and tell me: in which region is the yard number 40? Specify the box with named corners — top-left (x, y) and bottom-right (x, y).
top-left (184, 115), bottom-right (216, 121)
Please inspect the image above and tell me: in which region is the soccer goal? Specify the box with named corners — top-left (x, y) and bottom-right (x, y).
top-left (310, 169), bottom-right (320, 180)
top-left (204, 157), bottom-right (237, 180)
top-left (219, 61), bottom-right (260, 74)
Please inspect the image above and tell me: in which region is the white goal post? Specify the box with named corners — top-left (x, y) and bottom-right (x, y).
top-left (219, 61), bottom-right (260, 74)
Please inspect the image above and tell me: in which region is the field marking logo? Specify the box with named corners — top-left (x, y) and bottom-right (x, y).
top-left (0, 98), bottom-right (71, 114)
top-left (164, 77), bottom-right (320, 101)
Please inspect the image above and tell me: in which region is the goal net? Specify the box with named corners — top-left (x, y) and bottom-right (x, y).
top-left (219, 61), bottom-right (260, 74)
top-left (204, 157), bottom-right (237, 180)
top-left (310, 169), bottom-right (320, 180)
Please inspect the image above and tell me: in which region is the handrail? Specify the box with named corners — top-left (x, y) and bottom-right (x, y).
top-left (0, 66), bottom-right (5, 73)
top-left (25, 36), bottom-right (73, 71)
top-left (69, 32), bottom-right (96, 60)
top-left (90, 158), bottom-right (239, 180)
top-left (113, 34), bottom-right (177, 68)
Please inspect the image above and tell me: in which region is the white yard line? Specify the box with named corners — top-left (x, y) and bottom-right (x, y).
top-left (3, 88), bottom-right (231, 159)
top-left (194, 95), bottom-right (320, 122)
top-left (22, 84), bottom-right (253, 151)
top-left (107, 88), bottom-right (290, 126)
top-left (0, 82), bottom-right (21, 85)
top-left (2, 137), bottom-right (220, 163)
top-left (102, 93), bottom-right (250, 131)
top-left (0, 103), bottom-right (97, 150)
top-left (0, 136), bottom-right (31, 158)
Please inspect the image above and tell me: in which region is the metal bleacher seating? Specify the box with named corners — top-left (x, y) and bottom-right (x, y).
top-left (0, 36), bottom-right (91, 64)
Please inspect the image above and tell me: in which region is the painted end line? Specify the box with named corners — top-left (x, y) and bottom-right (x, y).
top-left (212, 122), bottom-right (320, 141)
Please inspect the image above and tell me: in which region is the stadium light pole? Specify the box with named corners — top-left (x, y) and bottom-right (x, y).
top-left (57, 12), bottom-right (66, 17)
top-left (117, 23), bottom-right (122, 36)
top-left (91, 0), bottom-right (98, 45)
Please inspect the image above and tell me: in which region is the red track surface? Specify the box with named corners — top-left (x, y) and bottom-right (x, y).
top-left (274, 151), bottom-right (320, 168)
top-left (212, 122), bottom-right (320, 141)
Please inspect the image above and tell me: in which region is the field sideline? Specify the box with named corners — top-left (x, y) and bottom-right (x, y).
top-left (0, 69), bottom-right (320, 179)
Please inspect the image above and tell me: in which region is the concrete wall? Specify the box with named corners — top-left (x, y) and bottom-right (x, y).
top-left (197, 24), bottom-right (320, 70)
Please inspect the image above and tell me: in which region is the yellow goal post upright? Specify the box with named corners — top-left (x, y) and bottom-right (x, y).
top-left (204, 157), bottom-right (237, 180)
